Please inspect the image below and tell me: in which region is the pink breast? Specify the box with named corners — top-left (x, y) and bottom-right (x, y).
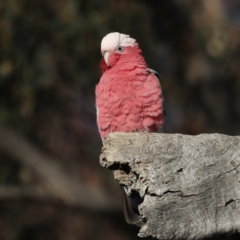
top-left (96, 68), bottom-right (164, 139)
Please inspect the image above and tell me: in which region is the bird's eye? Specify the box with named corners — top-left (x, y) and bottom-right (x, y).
top-left (116, 46), bottom-right (124, 52)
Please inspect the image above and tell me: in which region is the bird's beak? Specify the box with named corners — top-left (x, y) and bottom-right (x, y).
top-left (104, 52), bottom-right (110, 66)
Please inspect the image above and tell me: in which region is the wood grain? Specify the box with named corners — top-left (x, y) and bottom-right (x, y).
top-left (100, 132), bottom-right (240, 239)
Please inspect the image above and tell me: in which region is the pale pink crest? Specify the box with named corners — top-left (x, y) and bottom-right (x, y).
top-left (101, 32), bottom-right (136, 56)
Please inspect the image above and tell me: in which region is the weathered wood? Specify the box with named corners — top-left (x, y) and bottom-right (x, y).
top-left (100, 132), bottom-right (240, 240)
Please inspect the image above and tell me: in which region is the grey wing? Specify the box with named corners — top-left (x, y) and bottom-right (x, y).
top-left (148, 68), bottom-right (166, 132)
top-left (148, 68), bottom-right (160, 79)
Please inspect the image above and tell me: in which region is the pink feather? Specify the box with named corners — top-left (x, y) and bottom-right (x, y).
top-left (96, 44), bottom-right (164, 139)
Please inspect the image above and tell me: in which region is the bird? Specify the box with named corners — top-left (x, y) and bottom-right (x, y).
top-left (96, 32), bottom-right (165, 226)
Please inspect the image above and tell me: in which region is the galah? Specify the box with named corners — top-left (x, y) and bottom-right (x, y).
top-left (96, 32), bottom-right (165, 226)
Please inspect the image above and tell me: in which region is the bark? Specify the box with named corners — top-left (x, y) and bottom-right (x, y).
top-left (100, 132), bottom-right (240, 240)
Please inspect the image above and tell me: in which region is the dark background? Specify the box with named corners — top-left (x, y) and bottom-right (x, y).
top-left (0, 0), bottom-right (240, 239)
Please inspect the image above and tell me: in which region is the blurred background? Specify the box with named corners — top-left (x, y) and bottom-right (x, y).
top-left (0, 0), bottom-right (240, 239)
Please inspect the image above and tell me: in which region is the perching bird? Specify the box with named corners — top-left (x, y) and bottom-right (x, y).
top-left (96, 32), bottom-right (165, 226)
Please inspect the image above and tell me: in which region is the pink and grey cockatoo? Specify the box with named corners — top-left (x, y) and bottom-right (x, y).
top-left (96, 32), bottom-right (165, 225)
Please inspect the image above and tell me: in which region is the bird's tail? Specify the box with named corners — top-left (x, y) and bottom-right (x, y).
top-left (121, 186), bottom-right (144, 227)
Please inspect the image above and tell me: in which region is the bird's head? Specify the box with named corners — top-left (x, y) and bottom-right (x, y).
top-left (100, 32), bottom-right (140, 72)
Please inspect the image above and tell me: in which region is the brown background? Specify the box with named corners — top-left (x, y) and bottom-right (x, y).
top-left (0, 0), bottom-right (240, 239)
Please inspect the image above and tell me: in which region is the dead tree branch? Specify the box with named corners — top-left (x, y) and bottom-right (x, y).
top-left (100, 132), bottom-right (240, 240)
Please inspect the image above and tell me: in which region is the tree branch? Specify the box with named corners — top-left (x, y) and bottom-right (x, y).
top-left (0, 125), bottom-right (120, 212)
top-left (100, 132), bottom-right (240, 239)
